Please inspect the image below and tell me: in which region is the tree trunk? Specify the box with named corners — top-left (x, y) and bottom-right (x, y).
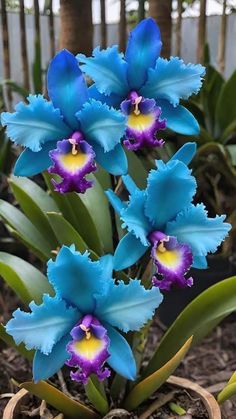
top-left (33, 0), bottom-right (42, 92)
top-left (1, 0), bottom-right (12, 105)
top-left (176, 0), bottom-right (182, 56)
top-left (119, 0), bottom-right (126, 53)
top-left (217, 0), bottom-right (227, 74)
top-left (48, 0), bottom-right (55, 57)
top-left (100, 0), bottom-right (107, 49)
top-left (149, 0), bottom-right (172, 58)
top-left (138, 0), bottom-right (145, 22)
top-left (60, 0), bottom-right (93, 55)
top-left (19, 0), bottom-right (29, 91)
top-left (197, 0), bottom-right (207, 63)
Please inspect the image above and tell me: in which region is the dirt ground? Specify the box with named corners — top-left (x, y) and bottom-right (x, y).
top-left (1, 283), bottom-right (236, 418)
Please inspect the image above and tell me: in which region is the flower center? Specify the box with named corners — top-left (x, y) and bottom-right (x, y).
top-left (66, 315), bottom-right (110, 384)
top-left (120, 91), bottom-right (166, 151)
top-left (149, 231), bottom-right (193, 291)
top-left (48, 131), bottom-right (96, 194)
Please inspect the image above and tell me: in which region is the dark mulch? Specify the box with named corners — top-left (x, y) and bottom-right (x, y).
top-left (1, 279), bottom-right (236, 418)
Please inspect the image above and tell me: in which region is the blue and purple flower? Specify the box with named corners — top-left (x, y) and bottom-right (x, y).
top-left (106, 143), bottom-right (231, 291)
top-left (1, 50), bottom-right (127, 193)
top-left (77, 18), bottom-right (205, 150)
top-left (5, 246), bottom-right (162, 384)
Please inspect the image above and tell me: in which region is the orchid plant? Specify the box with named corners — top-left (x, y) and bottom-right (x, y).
top-left (0, 18), bottom-right (233, 418)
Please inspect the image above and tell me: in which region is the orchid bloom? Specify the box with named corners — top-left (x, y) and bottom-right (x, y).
top-left (1, 50), bottom-right (127, 193)
top-left (77, 18), bottom-right (205, 151)
top-left (6, 246), bottom-right (162, 384)
top-left (106, 143), bottom-right (231, 291)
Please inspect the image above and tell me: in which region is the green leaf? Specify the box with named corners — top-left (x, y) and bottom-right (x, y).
top-left (226, 144), bottom-right (236, 166)
top-left (0, 200), bottom-right (52, 261)
top-left (144, 276), bottom-right (236, 378)
top-left (9, 176), bottom-right (59, 249)
top-left (85, 376), bottom-right (109, 415)
top-left (123, 337), bottom-right (192, 411)
top-left (47, 212), bottom-right (90, 254)
top-left (202, 65), bottom-right (224, 135)
top-left (221, 122), bottom-right (236, 144)
top-left (0, 324), bottom-right (34, 360)
top-left (20, 381), bottom-right (100, 419)
top-left (1, 79), bottom-right (28, 99)
top-left (0, 251), bottom-right (52, 304)
top-left (43, 173), bottom-right (103, 255)
top-left (126, 150), bottom-right (148, 189)
top-left (94, 165), bottom-right (112, 190)
top-left (79, 174), bottom-right (113, 253)
top-left (217, 371), bottom-right (236, 404)
top-left (0, 128), bottom-right (11, 173)
top-left (215, 71), bottom-right (236, 136)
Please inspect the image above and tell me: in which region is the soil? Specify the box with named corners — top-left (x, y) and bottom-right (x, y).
top-left (1, 280), bottom-right (236, 418)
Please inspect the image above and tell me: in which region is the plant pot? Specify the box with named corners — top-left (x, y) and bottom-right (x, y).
top-left (4, 377), bottom-right (221, 419)
top-left (138, 375), bottom-right (221, 419)
top-left (158, 255), bottom-right (236, 326)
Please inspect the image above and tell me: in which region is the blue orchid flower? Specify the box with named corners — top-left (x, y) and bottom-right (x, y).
top-left (106, 143), bottom-right (231, 291)
top-left (1, 50), bottom-right (128, 193)
top-left (5, 245), bottom-right (162, 384)
top-left (77, 18), bottom-right (205, 151)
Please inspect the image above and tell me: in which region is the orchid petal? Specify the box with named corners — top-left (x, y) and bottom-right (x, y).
top-left (170, 142), bottom-right (197, 165)
top-left (47, 246), bottom-right (107, 313)
top-left (105, 189), bottom-right (127, 214)
top-left (125, 18), bottom-right (162, 90)
top-left (141, 57), bottom-right (205, 106)
top-left (105, 323), bottom-right (136, 380)
top-left (33, 333), bottom-right (71, 382)
top-left (14, 141), bottom-right (57, 176)
top-left (6, 295), bottom-right (79, 355)
top-left (78, 46), bottom-right (129, 97)
top-left (166, 204), bottom-right (231, 265)
top-left (122, 174), bottom-right (139, 195)
top-left (76, 100), bottom-right (126, 152)
top-left (88, 84), bottom-right (122, 108)
top-left (1, 95), bottom-right (70, 152)
top-left (113, 232), bottom-right (147, 271)
top-left (120, 189), bottom-right (152, 245)
top-left (96, 279), bottom-right (162, 332)
top-left (145, 160), bottom-right (196, 230)
top-left (92, 142), bottom-right (128, 175)
top-left (47, 49), bottom-right (88, 130)
top-left (157, 99), bottom-right (200, 135)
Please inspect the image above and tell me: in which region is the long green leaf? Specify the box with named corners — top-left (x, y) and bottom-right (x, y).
top-left (79, 174), bottom-right (113, 253)
top-left (47, 212), bottom-right (87, 252)
top-left (217, 371), bottom-right (236, 404)
top-left (9, 176), bottom-right (59, 249)
top-left (126, 150), bottom-right (147, 189)
top-left (144, 276), bottom-right (236, 378)
top-left (0, 200), bottom-right (52, 261)
top-left (20, 381), bottom-right (100, 419)
top-left (0, 324), bottom-right (34, 360)
top-left (0, 251), bottom-right (52, 304)
top-left (85, 376), bottom-right (109, 415)
top-left (44, 173), bottom-right (103, 255)
top-left (215, 71), bottom-right (236, 136)
top-left (123, 337), bottom-right (192, 411)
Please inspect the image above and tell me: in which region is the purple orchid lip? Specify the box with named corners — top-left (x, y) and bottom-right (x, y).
top-left (150, 231), bottom-right (193, 291)
top-left (66, 315), bottom-right (110, 385)
top-left (120, 91), bottom-right (166, 151)
top-left (48, 131), bottom-right (96, 194)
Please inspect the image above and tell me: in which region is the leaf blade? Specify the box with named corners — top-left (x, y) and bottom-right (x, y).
top-left (20, 381), bottom-right (100, 419)
top-left (123, 337), bottom-right (192, 411)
